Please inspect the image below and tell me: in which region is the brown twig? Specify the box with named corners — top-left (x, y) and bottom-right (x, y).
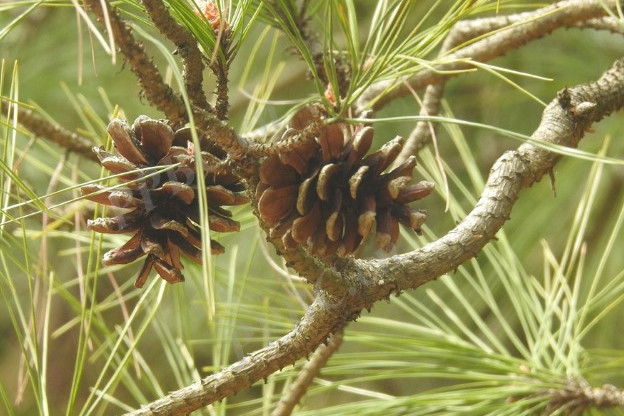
top-left (271, 327), bottom-right (345, 416)
top-left (124, 55), bottom-right (624, 416)
top-left (83, 0), bottom-right (187, 126)
top-left (211, 41), bottom-right (231, 121)
top-left (141, 0), bottom-right (210, 111)
top-left (548, 380), bottom-right (624, 415)
top-left (394, 82), bottom-right (445, 165)
top-left (0, 100), bottom-right (98, 162)
top-left (356, 0), bottom-right (619, 113)
top-left (577, 16), bottom-right (624, 34)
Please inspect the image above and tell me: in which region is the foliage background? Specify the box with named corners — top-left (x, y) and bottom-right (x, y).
top-left (1, 1), bottom-right (624, 415)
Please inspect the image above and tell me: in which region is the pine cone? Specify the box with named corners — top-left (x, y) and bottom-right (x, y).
top-left (256, 109), bottom-right (434, 258)
top-left (83, 116), bottom-right (248, 288)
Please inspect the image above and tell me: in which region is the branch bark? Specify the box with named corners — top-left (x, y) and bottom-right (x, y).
top-left (141, 0), bottom-right (210, 111)
top-left (83, 0), bottom-right (188, 126)
top-left (0, 100), bottom-right (98, 162)
top-left (126, 293), bottom-right (352, 416)
top-left (548, 380), bottom-right (624, 414)
top-left (125, 55), bottom-right (624, 416)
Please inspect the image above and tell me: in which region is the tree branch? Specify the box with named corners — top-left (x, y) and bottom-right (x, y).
top-left (271, 327), bottom-right (344, 416)
top-left (548, 380), bottom-right (624, 414)
top-left (125, 54), bottom-right (624, 416)
top-left (323, 57), bottom-right (624, 295)
top-left (141, 0), bottom-right (210, 111)
top-left (356, 0), bottom-right (619, 113)
top-left (0, 100), bottom-right (98, 162)
top-left (83, 0), bottom-right (188, 126)
top-left (125, 293), bottom-right (352, 416)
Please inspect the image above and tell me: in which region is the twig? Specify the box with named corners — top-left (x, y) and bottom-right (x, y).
top-left (271, 327), bottom-right (345, 416)
top-left (548, 380), bottom-right (624, 415)
top-left (141, 0), bottom-right (210, 111)
top-left (356, 0), bottom-right (619, 113)
top-left (577, 16), bottom-right (624, 34)
top-left (124, 54), bottom-right (624, 416)
top-left (211, 45), bottom-right (231, 120)
top-left (82, 0), bottom-right (187, 126)
top-left (395, 4), bottom-right (525, 164)
top-left (0, 100), bottom-right (98, 162)
top-left (394, 82), bottom-right (445, 165)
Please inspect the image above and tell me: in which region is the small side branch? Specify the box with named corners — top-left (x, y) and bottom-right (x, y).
top-left (212, 48), bottom-right (230, 121)
top-left (395, 82), bottom-right (445, 164)
top-left (82, 0), bottom-right (187, 125)
top-left (1, 100), bottom-right (97, 162)
top-left (271, 328), bottom-right (345, 416)
top-left (548, 380), bottom-right (624, 414)
top-left (141, 0), bottom-right (210, 110)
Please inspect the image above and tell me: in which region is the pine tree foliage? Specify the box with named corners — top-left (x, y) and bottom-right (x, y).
top-left (1, 1), bottom-right (624, 416)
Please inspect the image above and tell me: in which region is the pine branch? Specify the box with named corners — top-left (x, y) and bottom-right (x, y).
top-left (356, 0), bottom-right (620, 113)
top-left (82, 0), bottom-right (188, 126)
top-left (0, 99), bottom-right (98, 162)
top-left (271, 327), bottom-right (344, 416)
top-left (394, 79), bottom-right (444, 166)
top-left (141, 0), bottom-right (210, 111)
top-left (548, 380), bottom-right (624, 414)
top-left (211, 44), bottom-right (230, 121)
top-left (124, 54), bottom-right (624, 416)
top-left (322, 57), bottom-right (624, 294)
top-left (125, 293), bottom-right (351, 416)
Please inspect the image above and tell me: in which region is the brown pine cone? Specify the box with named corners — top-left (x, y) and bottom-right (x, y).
top-left (82, 116), bottom-right (248, 288)
top-left (256, 110), bottom-right (434, 258)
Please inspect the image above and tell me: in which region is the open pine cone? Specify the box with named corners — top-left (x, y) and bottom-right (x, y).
top-left (83, 116), bottom-right (248, 288)
top-left (256, 108), bottom-right (434, 258)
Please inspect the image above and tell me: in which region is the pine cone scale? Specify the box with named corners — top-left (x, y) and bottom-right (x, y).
top-left (132, 116), bottom-right (174, 163)
top-left (107, 119), bottom-right (149, 165)
top-left (258, 185), bottom-right (297, 224)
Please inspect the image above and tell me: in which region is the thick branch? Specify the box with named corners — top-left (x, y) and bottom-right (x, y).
top-left (330, 58), bottom-right (624, 297)
top-left (125, 293), bottom-right (353, 416)
top-left (356, 0), bottom-right (619, 113)
top-left (0, 100), bottom-right (97, 162)
top-left (83, 0), bottom-right (187, 125)
top-left (141, 0), bottom-right (210, 110)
